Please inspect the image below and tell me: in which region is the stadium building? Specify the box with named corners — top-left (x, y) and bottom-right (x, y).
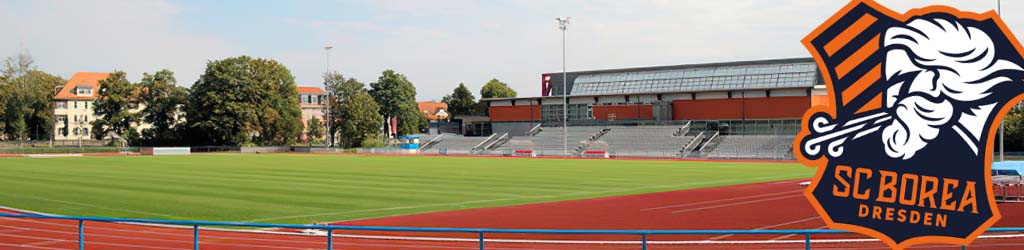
top-left (420, 58), bottom-right (828, 159)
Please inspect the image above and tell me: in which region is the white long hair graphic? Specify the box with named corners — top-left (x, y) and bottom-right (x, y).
top-left (881, 16), bottom-right (1024, 159)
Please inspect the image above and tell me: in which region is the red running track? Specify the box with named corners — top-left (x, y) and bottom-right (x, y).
top-left (4, 179), bottom-right (1024, 249)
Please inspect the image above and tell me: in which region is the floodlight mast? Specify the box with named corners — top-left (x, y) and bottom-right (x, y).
top-left (324, 44), bottom-right (334, 148)
top-left (557, 17), bottom-right (570, 156)
top-left (998, 0), bottom-right (1004, 162)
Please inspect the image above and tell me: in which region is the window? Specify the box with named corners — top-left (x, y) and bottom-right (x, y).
top-left (73, 128), bottom-right (79, 136)
top-left (83, 128), bottom-right (89, 136)
top-left (55, 101), bottom-right (67, 109)
top-left (74, 101), bottom-right (78, 109)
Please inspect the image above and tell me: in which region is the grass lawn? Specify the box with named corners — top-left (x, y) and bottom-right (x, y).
top-left (0, 154), bottom-right (812, 224)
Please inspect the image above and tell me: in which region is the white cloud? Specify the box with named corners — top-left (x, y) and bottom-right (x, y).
top-left (3, 0), bottom-right (1021, 102)
top-left (0, 0), bottom-right (237, 85)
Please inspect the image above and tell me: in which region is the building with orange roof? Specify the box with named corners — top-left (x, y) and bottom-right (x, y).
top-left (52, 72), bottom-right (154, 143)
top-left (417, 101), bottom-right (449, 121)
top-left (52, 72), bottom-right (109, 142)
top-left (297, 86), bottom-right (328, 143)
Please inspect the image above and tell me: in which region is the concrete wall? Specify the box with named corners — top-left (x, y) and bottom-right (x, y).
top-left (491, 122), bottom-right (539, 136)
top-left (142, 147), bottom-right (191, 155)
top-left (240, 147), bottom-right (291, 153)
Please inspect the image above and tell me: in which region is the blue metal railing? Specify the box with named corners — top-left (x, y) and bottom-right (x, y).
top-left (1, 212), bottom-right (1021, 250)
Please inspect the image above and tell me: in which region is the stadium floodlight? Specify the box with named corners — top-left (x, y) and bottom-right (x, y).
top-left (557, 17), bottom-right (570, 156)
top-left (999, 0), bottom-right (1004, 162)
top-left (324, 44), bottom-right (334, 148)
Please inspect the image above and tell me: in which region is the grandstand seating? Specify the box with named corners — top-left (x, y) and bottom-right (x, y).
top-left (419, 125), bottom-right (796, 160)
top-left (703, 135), bottom-right (795, 160)
top-left (493, 126), bottom-right (604, 155)
top-left (588, 126), bottom-right (691, 158)
top-left (419, 134), bottom-right (488, 154)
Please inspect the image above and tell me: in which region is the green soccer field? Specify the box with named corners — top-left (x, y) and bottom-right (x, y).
top-left (0, 154), bottom-right (812, 224)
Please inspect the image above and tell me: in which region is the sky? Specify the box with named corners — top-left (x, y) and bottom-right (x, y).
top-left (0, 0), bottom-right (1017, 101)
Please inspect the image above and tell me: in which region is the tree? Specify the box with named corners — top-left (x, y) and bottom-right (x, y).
top-left (0, 81), bottom-right (6, 138)
top-left (138, 70), bottom-right (187, 146)
top-left (91, 71), bottom-right (139, 143)
top-left (441, 83), bottom-right (476, 118)
top-left (185, 56), bottom-right (302, 146)
top-left (1005, 113), bottom-right (1023, 151)
top-left (480, 78), bottom-right (517, 99)
top-left (0, 51), bottom-right (63, 141)
top-left (323, 71), bottom-right (366, 146)
top-left (306, 117), bottom-right (324, 145)
top-left (338, 91), bottom-right (383, 147)
top-left (369, 70), bottom-right (425, 136)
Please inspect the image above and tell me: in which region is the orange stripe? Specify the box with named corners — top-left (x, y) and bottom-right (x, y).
top-left (841, 64), bottom-right (881, 105)
top-left (855, 94), bottom-right (883, 114)
top-left (824, 14), bottom-right (877, 56)
top-left (834, 34), bottom-right (880, 79)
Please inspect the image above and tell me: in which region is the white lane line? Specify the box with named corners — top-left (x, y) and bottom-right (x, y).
top-left (0, 233), bottom-right (180, 250)
top-left (641, 190), bottom-right (804, 211)
top-left (0, 242), bottom-right (64, 250)
top-left (771, 225), bottom-right (829, 240)
top-left (3, 220), bottom-right (1024, 246)
top-left (22, 239), bottom-right (63, 247)
top-left (248, 197), bottom-right (521, 222)
top-left (707, 216), bottom-right (821, 240)
top-left (670, 194), bottom-right (805, 214)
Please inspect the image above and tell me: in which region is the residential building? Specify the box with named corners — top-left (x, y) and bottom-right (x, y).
top-left (52, 72), bottom-right (107, 142)
top-left (52, 72), bottom-right (153, 143)
top-left (297, 86), bottom-right (327, 142)
top-left (417, 101), bottom-right (449, 121)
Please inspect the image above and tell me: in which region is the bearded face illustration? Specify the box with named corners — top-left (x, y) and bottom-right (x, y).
top-left (881, 15), bottom-right (1024, 159)
top-left (796, 2), bottom-right (1024, 248)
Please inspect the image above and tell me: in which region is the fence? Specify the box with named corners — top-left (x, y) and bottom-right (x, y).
top-left (0, 146), bottom-right (138, 154)
top-left (0, 212), bottom-right (1016, 250)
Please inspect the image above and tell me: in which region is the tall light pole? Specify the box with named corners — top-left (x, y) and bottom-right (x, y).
top-left (998, 0), bottom-right (1004, 162)
top-left (557, 17), bottom-right (570, 156)
top-left (324, 44), bottom-right (334, 148)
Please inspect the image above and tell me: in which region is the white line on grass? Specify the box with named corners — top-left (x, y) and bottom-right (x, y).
top-left (252, 173), bottom-right (808, 223)
top-left (0, 193), bottom-right (176, 218)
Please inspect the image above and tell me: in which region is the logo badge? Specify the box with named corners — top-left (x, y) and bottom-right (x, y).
top-left (795, 0), bottom-right (1024, 248)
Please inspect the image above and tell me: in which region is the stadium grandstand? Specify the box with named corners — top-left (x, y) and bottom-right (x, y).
top-left (426, 58), bottom-right (825, 159)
